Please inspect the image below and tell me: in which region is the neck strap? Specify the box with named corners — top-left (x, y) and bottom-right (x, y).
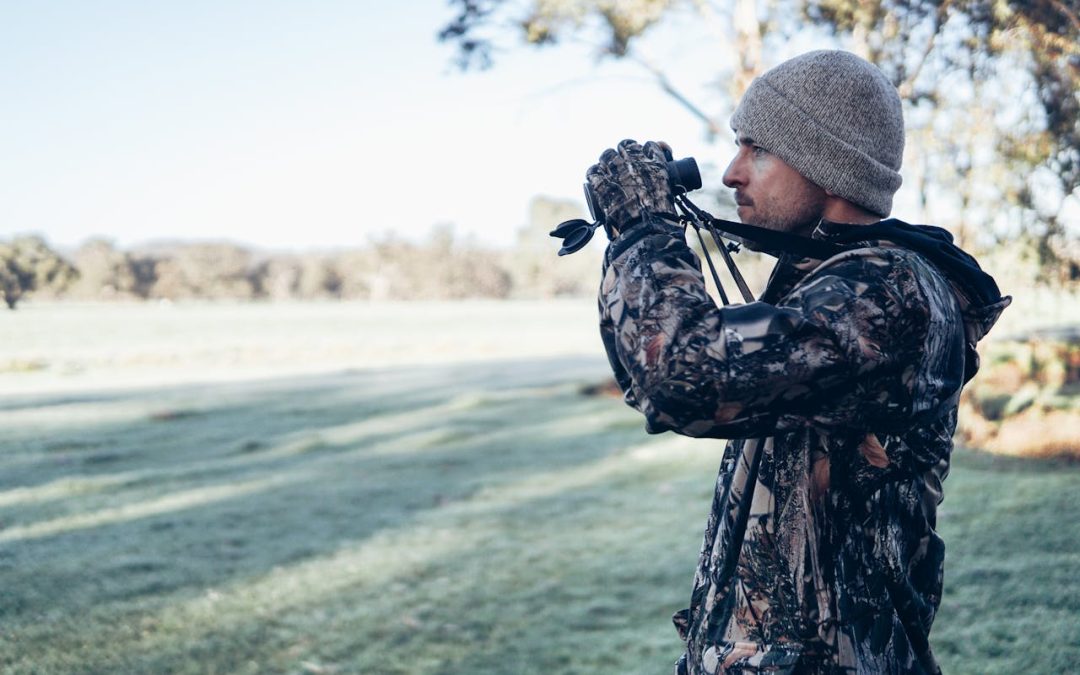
top-left (701, 217), bottom-right (847, 261)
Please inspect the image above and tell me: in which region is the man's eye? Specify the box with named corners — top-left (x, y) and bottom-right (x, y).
top-left (752, 145), bottom-right (767, 156)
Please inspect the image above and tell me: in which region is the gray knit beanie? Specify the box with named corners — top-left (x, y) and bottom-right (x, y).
top-left (731, 50), bottom-right (905, 216)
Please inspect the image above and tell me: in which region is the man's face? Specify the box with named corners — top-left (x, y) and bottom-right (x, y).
top-left (722, 135), bottom-right (826, 239)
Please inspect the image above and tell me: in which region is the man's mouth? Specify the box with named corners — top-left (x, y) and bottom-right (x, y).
top-left (734, 193), bottom-right (753, 207)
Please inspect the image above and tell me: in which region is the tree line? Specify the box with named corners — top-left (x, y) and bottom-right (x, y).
top-left (3, 191), bottom-right (1066, 310)
top-left (0, 197), bottom-right (602, 309)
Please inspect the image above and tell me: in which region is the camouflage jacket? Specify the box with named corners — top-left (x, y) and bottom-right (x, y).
top-left (597, 216), bottom-right (1009, 674)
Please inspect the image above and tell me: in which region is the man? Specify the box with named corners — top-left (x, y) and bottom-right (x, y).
top-left (586, 50), bottom-right (1010, 674)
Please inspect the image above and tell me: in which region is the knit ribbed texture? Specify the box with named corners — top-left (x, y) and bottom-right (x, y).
top-left (731, 50), bottom-right (905, 217)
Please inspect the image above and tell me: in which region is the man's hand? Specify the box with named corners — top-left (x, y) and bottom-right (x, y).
top-left (586, 139), bottom-right (676, 239)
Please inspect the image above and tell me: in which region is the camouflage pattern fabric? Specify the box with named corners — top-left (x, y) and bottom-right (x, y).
top-left (597, 216), bottom-right (1007, 674)
top-left (586, 139), bottom-right (677, 239)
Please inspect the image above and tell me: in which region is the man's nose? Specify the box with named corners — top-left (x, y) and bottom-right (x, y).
top-left (722, 155), bottom-right (744, 188)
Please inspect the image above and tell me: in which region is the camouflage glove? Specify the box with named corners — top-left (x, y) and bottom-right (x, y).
top-left (586, 139), bottom-right (677, 239)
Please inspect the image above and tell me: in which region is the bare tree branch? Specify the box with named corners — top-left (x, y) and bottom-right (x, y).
top-left (898, 0), bottom-right (952, 99)
top-left (622, 51), bottom-right (726, 139)
top-left (1047, 0), bottom-right (1080, 33)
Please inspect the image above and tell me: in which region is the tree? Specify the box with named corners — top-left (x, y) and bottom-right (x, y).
top-left (68, 238), bottom-right (157, 299)
top-left (252, 255), bottom-right (300, 300)
top-left (298, 254), bottom-right (344, 299)
top-left (364, 224), bottom-right (513, 300)
top-left (0, 235), bottom-right (78, 309)
top-left (440, 0), bottom-right (1080, 283)
top-left (509, 196), bottom-right (601, 298)
top-left (0, 245), bottom-right (33, 310)
top-left (149, 243), bottom-right (258, 300)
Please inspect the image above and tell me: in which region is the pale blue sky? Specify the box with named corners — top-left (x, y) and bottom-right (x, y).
top-left (2, 1), bottom-right (744, 250)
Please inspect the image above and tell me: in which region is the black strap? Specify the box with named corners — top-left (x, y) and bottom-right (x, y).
top-left (703, 218), bottom-right (847, 261)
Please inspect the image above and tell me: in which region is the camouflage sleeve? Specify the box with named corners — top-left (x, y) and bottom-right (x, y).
top-left (598, 218), bottom-right (964, 441)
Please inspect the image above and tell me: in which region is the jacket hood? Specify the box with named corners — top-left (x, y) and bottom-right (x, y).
top-left (824, 219), bottom-right (1012, 381)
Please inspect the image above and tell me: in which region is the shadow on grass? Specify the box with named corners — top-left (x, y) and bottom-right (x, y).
top-left (2, 361), bottom-right (1078, 674)
top-left (1, 355), bottom-right (714, 672)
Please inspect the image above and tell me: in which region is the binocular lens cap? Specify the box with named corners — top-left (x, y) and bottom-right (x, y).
top-left (550, 218), bottom-right (597, 256)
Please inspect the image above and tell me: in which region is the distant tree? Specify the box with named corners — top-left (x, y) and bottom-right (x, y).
top-left (0, 246), bottom-right (33, 310)
top-left (298, 254), bottom-right (344, 299)
top-left (509, 196), bottom-right (600, 298)
top-left (365, 225), bottom-right (513, 300)
top-left (440, 0), bottom-right (1080, 283)
top-left (424, 223), bottom-right (513, 299)
top-left (0, 235), bottom-right (78, 309)
top-left (333, 250), bottom-right (376, 299)
top-left (252, 256), bottom-right (302, 300)
top-left (149, 243), bottom-right (257, 300)
top-left (68, 238), bottom-right (155, 299)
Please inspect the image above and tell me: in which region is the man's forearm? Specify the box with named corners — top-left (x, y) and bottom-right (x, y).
top-left (598, 225), bottom-right (940, 441)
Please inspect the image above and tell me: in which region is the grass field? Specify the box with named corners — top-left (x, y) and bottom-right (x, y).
top-left (1, 301), bottom-right (1078, 674)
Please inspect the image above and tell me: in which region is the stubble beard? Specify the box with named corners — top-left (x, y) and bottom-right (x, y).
top-left (738, 186), bottom-right (826, 252)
